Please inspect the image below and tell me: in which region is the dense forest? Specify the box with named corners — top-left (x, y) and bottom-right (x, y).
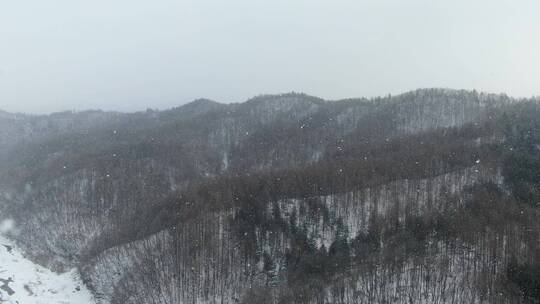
top-left (1, 88), bottom-right (540, 303)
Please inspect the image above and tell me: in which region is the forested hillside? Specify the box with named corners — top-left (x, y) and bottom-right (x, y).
top-left (1, 88), bottom-right (539, 303)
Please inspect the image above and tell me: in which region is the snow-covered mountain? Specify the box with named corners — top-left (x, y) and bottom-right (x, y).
top-left (0, 89), bottom-right (539, 303)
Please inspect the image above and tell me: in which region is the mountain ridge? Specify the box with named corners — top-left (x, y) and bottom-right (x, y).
top-left (1, 88), bottom-right (539, 303)
top-left (0, 88), bottom-right (522, 117)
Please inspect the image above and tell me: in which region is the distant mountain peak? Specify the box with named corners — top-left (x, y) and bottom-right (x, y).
top-left (160, 98), bottom-right (225, 121)
top-left (244, 92), bottom-right (325, 105)
top-left (187, 98), bottom-right (221, 107)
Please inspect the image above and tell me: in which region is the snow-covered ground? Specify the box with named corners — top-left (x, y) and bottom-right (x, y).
top-left (0, 234), bottom-right (95, 303)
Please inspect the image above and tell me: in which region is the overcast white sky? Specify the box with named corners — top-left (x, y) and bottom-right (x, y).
top-left (1, 0), bottom-right (539, 113)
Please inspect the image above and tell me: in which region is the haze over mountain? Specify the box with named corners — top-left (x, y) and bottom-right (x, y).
top-left (1, 88), bottom-right (540, 303)
top-left (2, 0), bottom-right (540, 113)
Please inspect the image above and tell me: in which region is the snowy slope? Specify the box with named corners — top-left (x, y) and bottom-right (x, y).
top-left (0, 234), bottom-right (95, 304)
